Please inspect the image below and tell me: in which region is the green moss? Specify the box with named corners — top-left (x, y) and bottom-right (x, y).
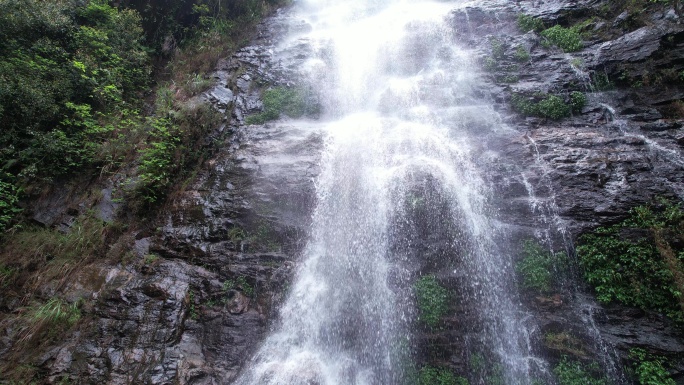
top-left (414, 275), bottom-right (449, 328)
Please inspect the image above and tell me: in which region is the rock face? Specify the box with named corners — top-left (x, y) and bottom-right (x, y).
top-left (1, 1), bottom-right (684, 384)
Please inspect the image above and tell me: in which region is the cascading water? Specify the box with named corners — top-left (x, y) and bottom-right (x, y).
top-left (234, 1), bottom-right (545, 383)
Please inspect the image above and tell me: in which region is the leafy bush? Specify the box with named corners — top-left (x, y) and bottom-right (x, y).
top-left (511, 94), bottom-right (572, 120)
top-left (537, 95), bottom-right (571, 119)
top-left (541, 25), bottom-right (583, 52)
top-left (629, 348), bottom-right (676, 385)
top-left (577, 201), bottom-right (684, 322)
top-left (414, 275), bottom-right (449, 328)
top-left (0, 175), bottom-right (22, 232)
top-left (418, 367), bottom-right (467, 385)
top-left (569, 91), bottom-right (587, 113)
top-left (518, 14), bottom-right (545, 32)
top-left (553, 357), bottom-right (607, 385)
top-left (516, 240), bottom-right (568, 293)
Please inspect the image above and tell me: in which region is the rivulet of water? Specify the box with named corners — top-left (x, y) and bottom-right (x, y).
top-left (233, 1), bottom-right (543, 384)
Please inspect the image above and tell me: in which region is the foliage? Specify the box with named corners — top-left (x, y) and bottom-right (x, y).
top-left (414, 275), bottom-right (449, 328)
top-left (246, 87), bottom-right (319, 124)
top-left (0, 0), bottom-right (150, 181)
top-left (517, 240), bottom-right (556, 292)
top-left (514, 46), bottom-right (531, 62)
top-left (137, 117), bottom-right (179, 203)
top-left (0, 173), bottom-right (22, 232)
top-left (569, 91), bottom-right (587, 112)
top-left (537, 95), bottom-right (572, 119)
top-left (553, 357), bottom-right (607, 385)
top-left (418, 367), bottom-right (466, 385)
top-left (629, 348), bottom-right (676, 385)
top-left (135, 99), bottom-right (221, 205)
top-left (518, 14), bottom-right (545, 33)
top-left (511, 93), bottom-right (575, 120)
top-left (577, 201), bottom-right (684, 322)
top-left (541, 25), bottom-right (584, 52)
top-left (224, 276), bottom-right (254, 297)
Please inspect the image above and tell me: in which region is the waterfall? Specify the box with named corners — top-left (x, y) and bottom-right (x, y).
top-left (234, 1), bottom-right (543, 383)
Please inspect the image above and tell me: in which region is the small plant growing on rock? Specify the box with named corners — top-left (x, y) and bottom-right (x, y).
top-left (536, 95), bottom-right (571, 119)
top-left (541, 25), bottom-right (583, 52)
top-left (629, 348), bottom-right (676, 385)
top-left (413, 275), bottom-right (449, 328)
top-left (418, 366), bottom-right (466, 385)
top-left (577, 200), bottom-right (684, 322)
top-left (553, 357), bottom-right (607, 385)
top-left (514, 46), bottom-right (531, 62)
top-left (518, 14), bottom-right (545, 33)
top-left (569, 91), bottom-right (587, 113)
top-left (516, 240), bottom-right (567, 293)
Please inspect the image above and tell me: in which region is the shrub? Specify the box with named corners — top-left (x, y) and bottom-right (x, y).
top-left (518, 14), bottom-right (545, 33)
top-left (541, 25), bottom-right (583, 52)
top-left (569, 91), bottom-right (587, 113)
top-left (0, 175), bottom-right (22, 232)
top-left (514, 46), bottom-right (531, 62)
top-left (577, 201), bottom-right (684, 322)
top-left (414, 275), bottom-right (449, 328)
top-left (553, 357), bottom-right (607, 385)
top-left (510, 93), bottom-right (572, 120)
top-left (418, 367), bottom-right (466, 385)
top-left (629, 348), bottom-right (676, 385)
top-left (537, 95), bottom-right (571, 119)
top-left (516, 240), bottom-right (567, 293)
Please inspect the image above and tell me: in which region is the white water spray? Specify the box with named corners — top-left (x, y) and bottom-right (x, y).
top-left (234, 1), bottom-right (541, 383)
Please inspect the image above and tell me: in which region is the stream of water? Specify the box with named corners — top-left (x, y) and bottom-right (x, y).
top-left (233, 1), bottom-right (544, 383)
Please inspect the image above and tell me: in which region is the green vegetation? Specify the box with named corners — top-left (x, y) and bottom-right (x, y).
top-left (0, 0), bottom-right (149, 182)
top-left (553, 357), bottom-right (607, 385)
top-left (629, 348), bottom-right (676, 385)
top-left (418, 367), bottom-right (467, 385)
top-left (19, 298), bottom-right (82, 345)
top-left (246, 86), bottom-right (319, 124)
top-left (516, 14), bottom-right (585, 52)
top-left (541, 25), bottom-right (583, 52)
top-left (517, 240), bottom-right (557, 292)
top-left (569, 91), bottom-right (587, 112)
top-left (517, 14), bottom-right (545, 33)
top-left (224, 276), bottom-right (255, 297)
top-left (514, 46), bottom-right (531, 62)
top-left (414, 275), bottom-right (449, 328)
top-left (577, 200), bottom-right (684, 322)
top-left (0, 174), bottom-right (22, 232)
top-left (511, 91), bottom-right (586, 120)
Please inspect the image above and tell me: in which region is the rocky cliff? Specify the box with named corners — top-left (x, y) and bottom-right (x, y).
top-left (1, 0), bottom-right (683, 384)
